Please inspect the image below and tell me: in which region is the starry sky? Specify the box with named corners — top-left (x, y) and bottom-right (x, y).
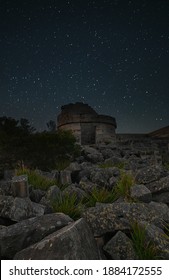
top-left (1, 0), bottom-right (169, 133)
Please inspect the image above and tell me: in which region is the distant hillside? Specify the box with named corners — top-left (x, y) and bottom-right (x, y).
top-left (149, 126), bottom-right (169, 138)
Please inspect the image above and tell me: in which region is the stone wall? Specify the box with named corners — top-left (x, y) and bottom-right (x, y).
top-left (57, 103), bottom-right (117, 145)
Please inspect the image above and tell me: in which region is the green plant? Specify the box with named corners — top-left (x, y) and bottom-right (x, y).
top-left (16, 168), bottom-right (58, 191)
top-left (115, 172), bottom-right (135, 199)
top-left (51, 193), bottom-right (83, 220)
top-left (162, 221), bottom-right (169, 241)
top-left (130, 221), bottom-right (159, 260)
top-left (85, 187), bottom-right (117, 207)
top-left (55, 158), bottom-right (71, 171)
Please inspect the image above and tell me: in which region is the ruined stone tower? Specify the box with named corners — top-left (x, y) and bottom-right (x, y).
top-left (57, 102), bottom-right (117, 145)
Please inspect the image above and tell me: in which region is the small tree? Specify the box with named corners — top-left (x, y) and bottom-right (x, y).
top-left (46, 120), bottom-right (56, 132)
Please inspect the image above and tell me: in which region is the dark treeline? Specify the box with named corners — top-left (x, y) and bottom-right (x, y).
top-left (0, 116), bottom-right (80, 173)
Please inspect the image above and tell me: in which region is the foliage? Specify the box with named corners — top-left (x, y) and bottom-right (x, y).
top-left (162, 221), bottom-right (169, 241)
top-left (0, 116), bottom-right (81, 170)
top-left (23, 130), bottom-right (80, 170)
top-left (16, 168), bottom-right (58, 191)
top-left (55, 158), bottom-right (71, 171)
top-left (114, 172), bottom-right (135, 199)
top-left (85, 187), bottom-right (118, 207)
top-left (130, 221), bottom-right (159, 260)
top-left (51, 193), bottom-right (83, 220)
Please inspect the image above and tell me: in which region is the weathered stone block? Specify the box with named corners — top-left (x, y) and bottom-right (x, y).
top-left (14, 218), bottom-right (100, 260)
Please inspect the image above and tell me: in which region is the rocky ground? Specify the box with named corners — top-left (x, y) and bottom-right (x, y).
top-left (0, 139), bottom-right (169, 259)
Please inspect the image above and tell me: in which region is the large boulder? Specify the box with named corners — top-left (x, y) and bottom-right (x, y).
top-left (0, 213), bottom-right (73, 259)
top-left (147, 176), bottom-right (169, 194)
top-left (135, 167), bottom-right (166, 184)
top-left (130, 184), bottom-right (152, 203)
top-left (82, 202), bottom-right (169, 236)
top-left (14, 218), bottom-right (100, 260)
top-left (152, 192), bottom-right (169, 204)
top-left (0, 195), bottom-right (45, 222)
top-left (82, 146), bottom-right (104, 163)
top-left (103, 231), bottom-right (138, 260)
top-left (138, 221), bottom-right (169, 259)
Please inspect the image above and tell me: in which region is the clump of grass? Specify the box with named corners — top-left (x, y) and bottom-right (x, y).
top-left (98, 161), bottom-right (126, 169)
top-left (130, 221), bottom-right (159, 260)
top-left (51, 193), bottom-right (83, 220)
top-left (85, 187), bottom-right (118, 207)
top-left (162, 221), bottom-right (169, 241)
top-left (16, 168), bottom-right (58, 191)
top-left (55, 158), bottom-right (71, 171)
top-left (114, 172), bottom-right (135, 199)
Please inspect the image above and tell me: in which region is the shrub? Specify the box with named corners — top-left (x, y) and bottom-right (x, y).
top-left (16, 168), bottom-right (58, 191)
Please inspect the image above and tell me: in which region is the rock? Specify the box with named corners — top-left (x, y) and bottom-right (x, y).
top-left (103, 231), bottom-right (138, 260)
top-left (130, 184), bottom-right (152, 202)
top-left (138, 221), bottom-right (169, 259)
top-left (109, 176), bottom-right (118, 189)
top-left (46, 185), bottom-right (62, 201)
top-left (62, 185), bottom-right (87, 202)
top-left (147, 176), bottom-right (169, 194)
top-left (66, 162), bottom-right (81, 172)
top-left (39, 186), bottom-right (62, 214)
top-left (149, 202), bottom-right (169, 223)
top-left (152, 192), bottom-right (169, 204)
top-left (83, 146), bottom-right (104, 163)
top-left (135, 167), bottom-right (166, 184)
top-left (0, 213), bottom-right (73, 259)
top-left (0, 195), bottom-right (45, 221)
top-left (104, 157), bottom-right (124, 167)
top-left (79, 177), bottom-right (96, 193)
top-left (0, 225), bottom-right (6, 230)
top-left (39, 197), bottom-right (54, 214)
top-left (90, 168), bottom-right (110, 188)
top-left (29, 188), bottom-right (45, 203)
top-left (0, 180), bottom-right (11, 196)
top-left (83, 202), bottom-right (169, 236)
top-left (59, 170), bottom-right (72, 185)
top-left (4, 169), bottom-right (15, 180)
top-left (14, 218), bottom-right (100, 260)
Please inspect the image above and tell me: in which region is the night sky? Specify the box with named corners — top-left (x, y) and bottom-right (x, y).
top-left (1, 0), bottom-right (169, 133)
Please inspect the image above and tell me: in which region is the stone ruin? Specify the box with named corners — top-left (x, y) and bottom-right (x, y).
top-left (57, 102), bottom-right (117, 145)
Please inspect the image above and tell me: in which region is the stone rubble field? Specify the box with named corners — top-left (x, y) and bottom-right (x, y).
top-left (0, 139), bottom-right (169, 259)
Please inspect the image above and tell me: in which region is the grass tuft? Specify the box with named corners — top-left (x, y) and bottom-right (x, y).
top-left (16, 168), bottom-right (58, 191)
top-left (55, 158), bottom-right (71, 171)
top-left (85, 187), bottom-right (118, 207)
top-left (130, 221), bottom-right (159, 259)
top-left (114, 172), bottom-right (135, 199)
top-left (50, 193), bottom-right (83, 220)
